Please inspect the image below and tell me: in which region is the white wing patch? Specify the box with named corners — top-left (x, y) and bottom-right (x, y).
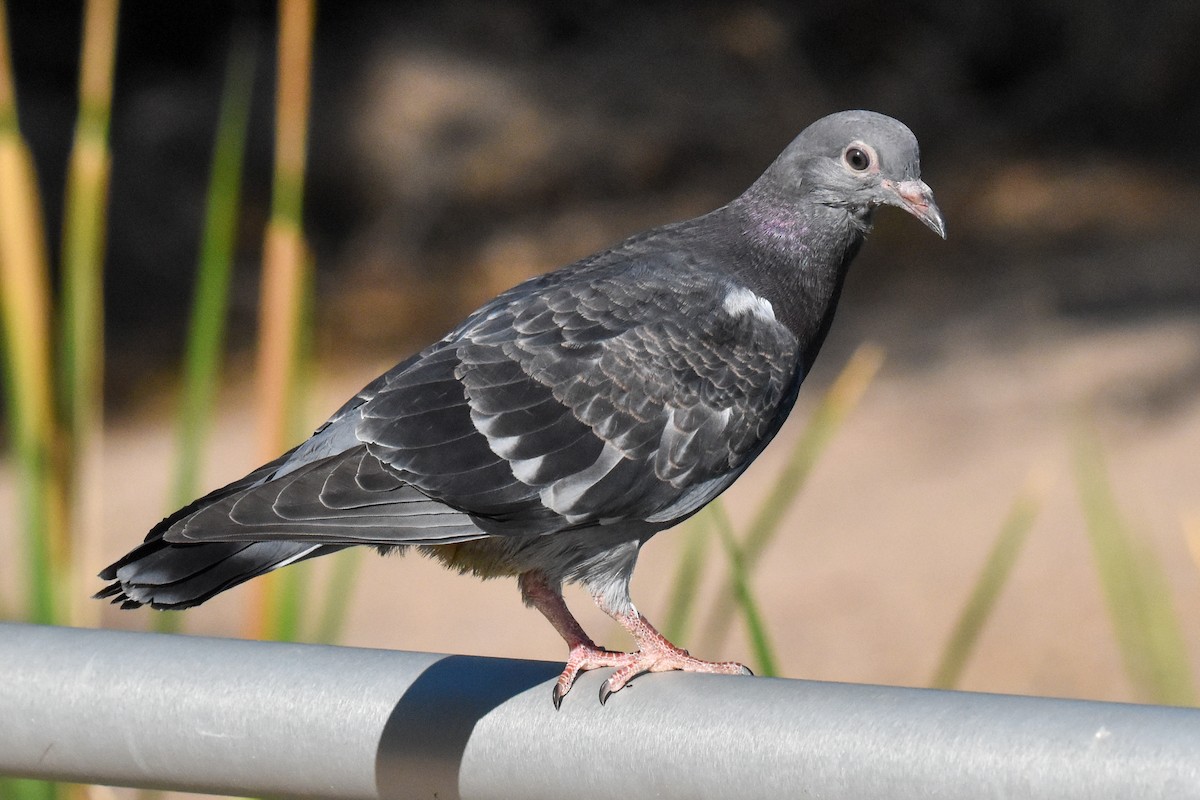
top-left (722, 286), bottom-right (776, 323)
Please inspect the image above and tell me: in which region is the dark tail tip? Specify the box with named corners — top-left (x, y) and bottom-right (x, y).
top-left (92, 581), bottom-right (147, 609)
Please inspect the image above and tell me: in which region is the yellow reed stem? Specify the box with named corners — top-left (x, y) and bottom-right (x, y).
top-left (61, 0), bottom-right (119, 627)
top-left (248, 0), bottom-right (315, 639)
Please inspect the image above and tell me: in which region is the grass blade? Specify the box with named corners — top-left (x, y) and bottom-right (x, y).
top-left (708, 499), bottom-right (779, 676)
top-left (0, 138), bottom-right (58, 625)
top-left (930, 465), bottom-right (1051, 689)
top-left (700, 343), bottom-right (884, 653)
top-left (170, 25), bottom-right (256, 510)
top-left (741, 343), bottom-right (885, 562)
top-left (1072, 416), bottom-right (1196, 706)
top-left (313, 548), bottom-right (364, 644)
top-left (268, 560), bottom-right (309, 642)
top-left (157, 23), bottom-right (257, 637)
top-left (59, 0), bottom-right (119, 628)
top-left (661, 510), bottom-right (715, 644)
top-left (0, 778), bottom-right (56, 800)
top-left (0, 2), bottom-right (64, 626)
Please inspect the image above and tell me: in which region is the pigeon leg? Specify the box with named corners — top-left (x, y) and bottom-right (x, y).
top-left (595, 599), bottom-right (753, 704)
top-left (519, 571), bottom-right (635, 708)
top-left (521, 572), bottom-right (752, 706)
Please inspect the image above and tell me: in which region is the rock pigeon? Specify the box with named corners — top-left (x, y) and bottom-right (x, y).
top-left (98, 110), bottom-right (944, 706)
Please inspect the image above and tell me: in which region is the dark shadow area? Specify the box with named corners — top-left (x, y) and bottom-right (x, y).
top-left (3, 1), bottom-right (1198, 410)
top-left (375, 654), bottom-right (562, 800)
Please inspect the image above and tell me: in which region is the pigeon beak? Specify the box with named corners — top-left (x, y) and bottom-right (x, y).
top-left (884, 179), bottom-right (946, 239)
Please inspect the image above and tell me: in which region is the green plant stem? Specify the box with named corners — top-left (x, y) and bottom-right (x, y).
top-left (0, 1), bottom-right (62, 624)
top-left (1072, 415), bottom-right (1196, 706)
top-left (700, 344), bottom-right (883, 653)
top-left (0, 777), bottom-right (56, 800)
top-left (61, 0), bottom-right (117, 456)
top-left (269, 561), bottom-right (308, 642)
top-left (313, 548), bottom-right (363, 644)
top-left (708, 499), bottom-right (778, 677)
top-left (742, 344), bottom-right (884, 565)
top-left (59, 0), bottom-right (120, 628)
top-left (930, 466), bottom-right (1050, 689)
top-left (157, 25), bottom-right (256, 638)
top-left (662, 510), bottom-right (714, 644)
top-left (171, 28), bottom-right (256, 509)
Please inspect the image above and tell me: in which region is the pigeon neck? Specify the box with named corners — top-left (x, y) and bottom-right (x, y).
top-left (722, 189), bottom-right (869, 366)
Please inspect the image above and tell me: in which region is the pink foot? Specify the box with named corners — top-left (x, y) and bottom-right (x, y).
top-left (596, 639), bottom-right (752, 705)
top-left (553, 636), bottom-right (752, 707)
top-left (518, 571), bottom-right (752, 708)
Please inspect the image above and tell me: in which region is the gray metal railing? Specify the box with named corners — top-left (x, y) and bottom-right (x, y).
top-left (1, 621), bottom-right (1198, 799)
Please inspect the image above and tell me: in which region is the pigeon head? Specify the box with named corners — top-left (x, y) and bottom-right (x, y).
top-left (758, 110), bottom-right (945, 239)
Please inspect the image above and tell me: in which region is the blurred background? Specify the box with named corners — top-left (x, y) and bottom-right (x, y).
top-left (1, 1), bottom-right (1199, 794)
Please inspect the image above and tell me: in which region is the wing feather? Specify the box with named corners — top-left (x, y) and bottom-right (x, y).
top-left (163, 247), bottom-right (800, 548)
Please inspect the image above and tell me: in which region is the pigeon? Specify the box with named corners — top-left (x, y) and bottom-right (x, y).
top-left (98, 110), bottom-right (944, 706)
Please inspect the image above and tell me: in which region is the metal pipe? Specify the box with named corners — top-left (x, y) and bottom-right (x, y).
top-left (1, 622), bottom-right (1198, 799)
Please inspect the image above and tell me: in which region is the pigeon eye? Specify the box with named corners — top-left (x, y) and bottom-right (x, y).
top-left (844, 146), bottom-right (871, 172)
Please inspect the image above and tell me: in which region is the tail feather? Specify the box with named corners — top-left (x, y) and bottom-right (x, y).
top-left (96, 445), bottom-right (328, 610)
top-left (97, 439), bottom-right (487, 610)
top-left (97, 537), bottom-right (333, 610)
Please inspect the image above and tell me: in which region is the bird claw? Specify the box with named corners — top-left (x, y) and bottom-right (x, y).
top-left (551, 643), bottom-right (634, 710)
top-left (553, 643), bottom-right (753, 707)
top-left (596, 672), bottom-right (644, 705)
